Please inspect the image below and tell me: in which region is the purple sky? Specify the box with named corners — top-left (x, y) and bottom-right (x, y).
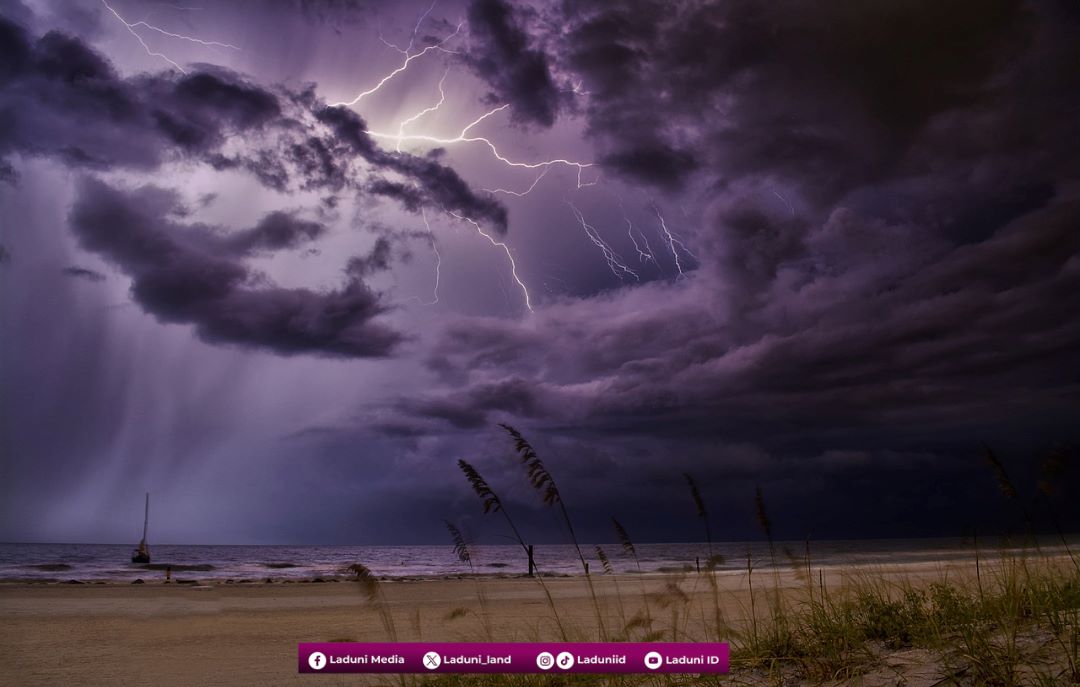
top-left (1, 0), bottom-right (1078, 545)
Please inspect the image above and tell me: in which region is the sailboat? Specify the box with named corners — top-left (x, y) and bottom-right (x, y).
top-left (131, 492), bottom-right (150, 564)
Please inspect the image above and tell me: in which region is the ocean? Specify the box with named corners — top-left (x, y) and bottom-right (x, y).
top-left (2, 537), bottom-right (1076, 583)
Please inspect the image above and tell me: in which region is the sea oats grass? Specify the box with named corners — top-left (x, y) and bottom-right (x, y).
top-left (338, 437), bottom-right (1079, 686)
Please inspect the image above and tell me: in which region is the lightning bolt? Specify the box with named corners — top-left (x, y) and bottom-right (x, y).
top-left (446, 211), bottom-right (532, 312)
top-left (405, 208), bottom-right (441, 306)
top-left (380, 0), bottom-right (438, 55)
top-left (323, 7), bottom-right (595, 311)
top-left (576, 167), bottom-right (601, 189)
top-left (366, 104), bottom-right (594, 176)
top-left (330, 13), bottom-right (461, 107)
top-left (426, 238), bottom-right (442, 305)
top-left (625, 215), bottom-right (658, 267)
top-left (773, 190), bottom-right (796, 218)
top-left (612, 196), bottom-right (658, 267)
top-left (101, 0), bottom-right (238, 74)
top-left (569, 79), bottom-right (590, 96)
top-left (653, 204), bottom-right (696, 278)
top-left (322, 17), bottom-right (542, 314)
top-left (372, 96), bottom-right (594, 310)
top-left (566, 202), bottom-right (639, 282)
top-left (395, 68), bottom-right (449, 152)
top-left (100, 0), bottom-right (591, 316)
top-left (483, 166), bottom-right (550, 197)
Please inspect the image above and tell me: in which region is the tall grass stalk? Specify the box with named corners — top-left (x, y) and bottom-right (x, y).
top-left (983, 445), bottom-right (1042, 554)
top-left (755, 484), bottom-right (776, 569)
top-left (746, 550), bottom-right (757, 643)
top-left (613, 517), bottom-right (653, 628)
top-left (1037, 445), bottom-right (1080, 575)
top-left (500, 424), bottom-right (588, 574)
top-left (683, 472), bottom-right (713, 560)
top-left (456, 459), bottom-right (568, 640)
top-left (500, 424), bottom-right (608, 640)
top-left (346, 562), bottom-right (407, 687)
top-left (975, 527), bottom-right (986, 603)
top-left (594, 545), bottom-right (628, 630)
top-left (444, 520), bottom-right (493, 640)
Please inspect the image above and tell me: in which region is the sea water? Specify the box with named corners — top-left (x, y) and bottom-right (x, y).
top-left (1, 536), bottom-right (1076, 583)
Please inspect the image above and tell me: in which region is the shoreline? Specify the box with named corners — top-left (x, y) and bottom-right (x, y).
top-left (5, 536), bottom-right (1077, 585)
top-left (4, 541), bottom-right (1077, 586)
top-left (0, 558), bottom-right (1009, 586)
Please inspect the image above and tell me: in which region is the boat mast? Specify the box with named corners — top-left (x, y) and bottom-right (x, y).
top-left (141, 492), bottom-right (149, 545)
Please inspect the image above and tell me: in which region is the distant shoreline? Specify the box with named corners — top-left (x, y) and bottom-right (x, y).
top-left (1, 552), bottom-right (1075, 586)
top-left (3, 537), bottom-right (1078, 584)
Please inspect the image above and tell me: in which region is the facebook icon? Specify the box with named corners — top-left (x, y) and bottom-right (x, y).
top-left (308, 652), bottom-right (327, 670)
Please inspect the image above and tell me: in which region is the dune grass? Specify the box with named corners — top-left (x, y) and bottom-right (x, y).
top-left (729, 553), bottom-right (1079, 684)
top-left (341, 434), bottom-right (1078, 686)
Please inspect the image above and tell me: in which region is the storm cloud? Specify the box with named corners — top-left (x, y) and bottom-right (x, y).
top-left (2, 0), bottom-right (1079, 545)
top-left (386, 0), bottom-right (1080, 535)
top-left (69, 178), bottom-right (401, 357)
top-left (0, 16), bottom-right (278, 172)
top-left (464, 0), bottom-right (562, 127)
top-left (0, 14), bottom-right (510, 230)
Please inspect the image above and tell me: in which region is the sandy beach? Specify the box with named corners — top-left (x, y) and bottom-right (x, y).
top-left (0, 559), bottom-right (1015, 687)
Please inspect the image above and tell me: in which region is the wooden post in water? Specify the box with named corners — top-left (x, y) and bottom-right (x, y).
top-left (527, 545), bottom-right (535, 577)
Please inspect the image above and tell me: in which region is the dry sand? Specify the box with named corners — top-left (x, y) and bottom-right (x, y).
top-left (0, 560), bottom-right (1016, 686)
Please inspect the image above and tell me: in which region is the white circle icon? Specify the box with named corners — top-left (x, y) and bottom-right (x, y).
top-left (536, 652), bottom-right (554, 670)
top-left (308, 651), bottom-right (327, 670)
top-left (644, 651), bottom-right (663, 670)
top-left (423, 651), bottom-right (442, 670)
top-left (556, 651), bottom-right (575, 670)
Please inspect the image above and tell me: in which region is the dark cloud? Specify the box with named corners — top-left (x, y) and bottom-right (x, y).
top-left (4, 0), bottom-right (1080, 543)
top-left (312, 103), bottom-right (382, 160)
top-left (171, 70), bottom-right (280, 128)
top-left (284, 0), bottom-right (374, 26)
top-left (345, 237), bottom-right (393, 278)
top-left (0, 15), bottom-right (509, 232)
top-left (61, 266), bottom-right (105, 282)
top-left (224, 211), bottom-right (326, 253)
top-left (395, 376), bottom-right (545, 429)
top-left (0, 11), bottom-right (516, 367)
top-left (314, 104), bottom-right (509, 231)
top-left (368, 179), bottom-right (423, 211)
top-left (0, 21), bottom-right (155, 170)
top-left (150, 68), bottom-right (282, 154)
top-left (464, 0), bottom-right (561, 127)
top-left (0, 10), bottom-right (31, 81)
top-left (417, 189), bottom-right (1080, 439)
top-left (0, 18), bottom-right (286, 173)
top-left (599, 145), bottom-right (698, 191)
top-left (69, 178), bottom-right (401, 357)
top-left (383, 151), bottom-right (509, 233)
top-left (557, 0), bottom-right (1079, 198)
top-left (394, 0), bottom-right (1080, 535)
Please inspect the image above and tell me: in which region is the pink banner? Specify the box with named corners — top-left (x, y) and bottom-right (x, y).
top-left (299, 642), bottom-right (729, 674)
